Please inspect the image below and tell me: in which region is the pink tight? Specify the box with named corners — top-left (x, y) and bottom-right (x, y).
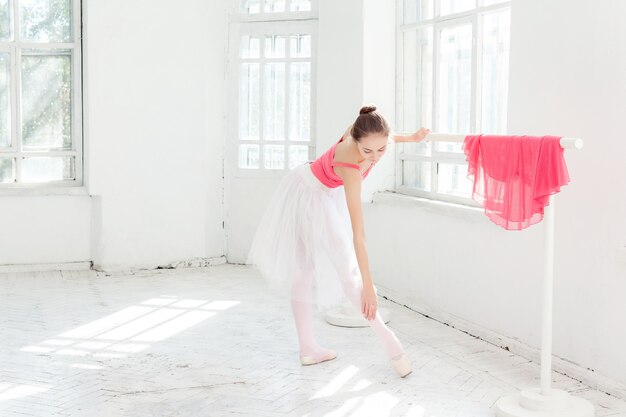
top-left (290, 266), bottom-right (405, 362)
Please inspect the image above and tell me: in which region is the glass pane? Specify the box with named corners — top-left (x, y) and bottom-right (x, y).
top-left (288, 145), bottom-right (309, 169)
top-left (437, 24), bottom-right (472, 134)
top-left (481, 9), bottom-right (510, 134)
top-left (440, 0), bottom-right (476, 16)
top-left (403, 0), bottom-right (434, 24)
top-left (290, 34), bottom-right (311, 58)
top-left (239, 63), bottom-right (260, 140)
top-left (0, 0), bottom-right (10, 41)
top-left (265, 35), bottom-right (286, 58)
top-left (437, 162), bottom-right (472, 197)
top-left (483, 0), bottom-right (508, 6)
top-left (289, 62), bottom-right (310, 141)
top-left (0, 157), bottom-right (15, 183)
top-left (239, 144), bottom-right (259, 169)
top-left (291, 0), bottom-right (311, 12)
top-left (21, 51), bottom-right (72, 151)
top-left (403, 27), bottom-right (433, 131)
top-left (20, 0), bottom-right (72, 42)
top-left (264, 63), bottom-right (285, 140)
top-left (0, 53), bottom-right (10, 148)
top-left (264, 144), bottom-right (284, 169)
top-left (264, 0), bottom-right (285, 13)
top-left (402, 160), bottom-right (431, 191)
top-left (240, 0), bottom-right (260, 14)
top-left (435, 141), bottom-right (463, 153)
top-left (22, 156), bottom-right (74, 182)
top-left (240, 36), bottom-right (260, 59)
top-left (402, 141), bottom-right (431, 157)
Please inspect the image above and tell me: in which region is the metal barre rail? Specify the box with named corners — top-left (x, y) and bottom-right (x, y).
top-left (394, 132), bottom-right (584, 150)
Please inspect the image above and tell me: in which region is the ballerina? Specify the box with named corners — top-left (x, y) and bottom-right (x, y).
top-left (248, 105), bottom-right (429, 377)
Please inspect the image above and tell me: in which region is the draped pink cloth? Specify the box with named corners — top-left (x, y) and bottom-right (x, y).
top-left (462, 135), bottom-right (570, 230)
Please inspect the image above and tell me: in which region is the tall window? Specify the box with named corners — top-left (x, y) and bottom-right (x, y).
top-left (0, 0), bottom-right (82, 187)
top-left (232, 0), bottom-right (317, 175)
top-left (397, 0), bottom-right (510, 204)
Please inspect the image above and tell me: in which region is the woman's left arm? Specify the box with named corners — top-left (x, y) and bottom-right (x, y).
top-left (336, 167), bottom-right (378, 321)
top-left (392, 128), bottom-right (430, 143)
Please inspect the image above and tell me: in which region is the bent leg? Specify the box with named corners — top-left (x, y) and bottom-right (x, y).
top-left (339, 266), bottom-right (405, 360)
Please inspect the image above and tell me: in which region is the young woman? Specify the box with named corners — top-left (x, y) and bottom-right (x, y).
top-left (248, 106), bottom-right (429, 377)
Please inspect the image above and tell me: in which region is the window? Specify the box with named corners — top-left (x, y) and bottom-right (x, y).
top-left (0, 0), bottom-right (82, 187)
top-left (231, 1), bottom-right (317, 175)
top-left (396, 0), bottom-right (510, 204)
top-left (239, 0), bottom-right (313, 16)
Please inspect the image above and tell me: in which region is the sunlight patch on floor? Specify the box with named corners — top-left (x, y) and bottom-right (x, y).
top-left (311, 365), bottom-right (360, 400)
top-left (350, 391), bottom-right (399, 416)
top-left (19, 298), bottom-right (240, 358)
top-left (405, 405), bottom-right (427, 417)
top-left (349, 379), bottom-right (372, 392)
top-left (323, 397), bottom-right (362, 417)
top-left (0, 384), bottom-right (49, 402)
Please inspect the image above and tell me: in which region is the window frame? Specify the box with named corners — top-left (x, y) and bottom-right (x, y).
top-left (234, 0), bottom-right (318, 23)
top-left (395, 0), bottom-right (510, 206)
top-left (0, 0), bottom-right (83, 189)
top-left (228, 1), bottom-right (317, 179)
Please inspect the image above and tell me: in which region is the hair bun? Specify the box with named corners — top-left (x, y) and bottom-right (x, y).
top-left (359, 105), bottom-right (376, 115)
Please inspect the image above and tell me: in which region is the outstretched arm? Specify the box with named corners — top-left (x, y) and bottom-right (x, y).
top-left (392, 128), bottom-right (430, 143)
top-left (335, 166), bottom-right (378, 321)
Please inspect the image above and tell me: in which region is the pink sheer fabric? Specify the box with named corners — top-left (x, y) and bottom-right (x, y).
top-left (463, 135), bottom-right (570, 230)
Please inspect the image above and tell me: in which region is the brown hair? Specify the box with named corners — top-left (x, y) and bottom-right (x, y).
top-left (350, 105), bottom-right (390, 141)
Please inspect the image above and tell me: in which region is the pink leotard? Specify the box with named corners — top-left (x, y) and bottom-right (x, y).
top-left (309, 136), bottom-right (375, 188)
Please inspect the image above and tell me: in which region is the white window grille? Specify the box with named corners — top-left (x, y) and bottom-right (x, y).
top-left (230, 1), bottom-right (317, 176)
top-left (238, 0), bottom-right (316, 21)
top-left (0, 0), bottom-right (83, 187)
top-left (396, 0), bottom-right (510, 204)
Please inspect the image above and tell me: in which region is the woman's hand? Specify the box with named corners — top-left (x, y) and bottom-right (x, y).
top-left (392, 128), bottom-right (430, 144)
top-left (362, 283), bottom-right (378, 321)
top-left (410, 127), bottom-right (430, 142)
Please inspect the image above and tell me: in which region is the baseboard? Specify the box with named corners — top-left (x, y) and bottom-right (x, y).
top-left (0, 261), bottom-right (92, 273)
top-left (0, 256), bottom-right (228, 274)
top-left (91, 256), bottom-right (227, 273)
top-left (155, 256), bottom-right (228, 270)
top-left (377, 284), bottom-right (626, 401)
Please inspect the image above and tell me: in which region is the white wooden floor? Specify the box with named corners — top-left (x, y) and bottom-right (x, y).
top-left (1, 264), bottom-right (625, 417)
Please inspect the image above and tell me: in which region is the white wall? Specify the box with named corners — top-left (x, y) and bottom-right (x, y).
top-left (361, 0), bottom-right (397, 200)
top-left (507, 0), bottom-right (626, 387)
top-left (316, 0), bottom-right (364, 152)
top-left (0, 0), bottom-right (228, 270)
top-left (85, 0), bottom-right (227, 270)
top-left (0, 195), bottom-right (91, 265)
top-left (367, 0), bottom-right (626, 389)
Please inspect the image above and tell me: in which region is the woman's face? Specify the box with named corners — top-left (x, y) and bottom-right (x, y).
top-left (357, 133), bottom-right (388, 164)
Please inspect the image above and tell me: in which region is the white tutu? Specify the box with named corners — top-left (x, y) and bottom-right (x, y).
top-left (247, 163), bottom-right (361, 310)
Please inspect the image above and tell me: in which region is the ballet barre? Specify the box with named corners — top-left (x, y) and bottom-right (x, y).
top-left (396, 132), bottom-right (592, 416)
top-left (394, 132), bottom-right (584, 150)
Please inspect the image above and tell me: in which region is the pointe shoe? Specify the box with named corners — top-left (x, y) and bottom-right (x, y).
top-left (390, 353), bottom-right (412, 377)
top-left (300, 350), bottom-right (337, 366)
